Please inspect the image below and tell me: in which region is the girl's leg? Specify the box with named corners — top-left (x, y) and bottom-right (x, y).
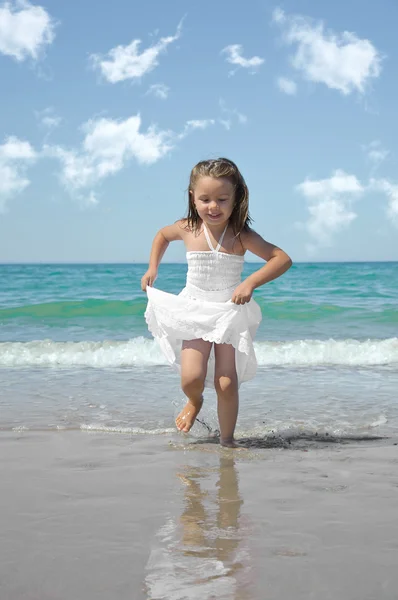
top-left (177, 339), bottom-right (212, 432)
top-left (214, 344), bottom-right (239, 447)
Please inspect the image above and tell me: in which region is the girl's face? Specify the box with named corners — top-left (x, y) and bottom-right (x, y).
top-left (191, 176), bottom-right (235, 227)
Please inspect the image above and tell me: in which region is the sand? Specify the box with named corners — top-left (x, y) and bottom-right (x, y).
top-left (1, 431), bottom-right (398, 600)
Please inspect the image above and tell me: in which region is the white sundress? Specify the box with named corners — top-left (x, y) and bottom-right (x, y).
top-left (145, 224), bottom-right (262, 388)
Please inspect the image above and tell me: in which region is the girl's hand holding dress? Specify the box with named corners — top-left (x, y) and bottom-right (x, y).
top-left (231, 281), bottom-right (254, 305)
top-left (141, 267), bottom-right (158, 291)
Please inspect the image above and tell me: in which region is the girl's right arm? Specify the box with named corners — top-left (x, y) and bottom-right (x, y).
top-left (141, 221), bottom-right (186, 291)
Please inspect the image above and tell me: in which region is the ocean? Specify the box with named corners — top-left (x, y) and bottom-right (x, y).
top-left (1, 262), bottom-right (397, 440)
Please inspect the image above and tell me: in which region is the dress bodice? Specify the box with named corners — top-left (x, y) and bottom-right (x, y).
top-left (185, 224), bottom-right (244, 292)
top-left (186, 251), bottom-right (244, 291)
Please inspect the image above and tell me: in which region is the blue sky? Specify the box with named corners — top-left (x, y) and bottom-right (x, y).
top-left (0, 0), bottom-right (397, 263)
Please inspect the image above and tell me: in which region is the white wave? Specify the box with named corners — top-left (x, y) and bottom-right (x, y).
top-left (369, 415), bottom-right (388, 428)
top-left (0, 337), bottom-right (397, 368)
top-left (255, 338), bottom-right (398, 367)
top-left (81, 424), bottom-right (175, 435)
top-left (0, 337), bottom-right (166, 367)
top-left (5, 416), bottom-right (390, 437)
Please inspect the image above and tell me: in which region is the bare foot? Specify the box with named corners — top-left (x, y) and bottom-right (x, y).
top-left (220, 438), bottom-right (242, 448)
top-left (176, 398), bottom-right (203, 433)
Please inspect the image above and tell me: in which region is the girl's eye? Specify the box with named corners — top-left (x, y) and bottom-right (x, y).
top-left (199, 198), bottom-right (227, 203)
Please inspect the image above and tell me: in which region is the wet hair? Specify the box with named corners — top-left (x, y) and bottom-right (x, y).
top-left (186, 157), bottom-right (252, 236)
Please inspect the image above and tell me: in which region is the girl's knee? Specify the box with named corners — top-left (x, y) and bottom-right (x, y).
top-left (214, 372), bottom-right (238, 394)
top-left (181, 374), bottom-right (205, 397)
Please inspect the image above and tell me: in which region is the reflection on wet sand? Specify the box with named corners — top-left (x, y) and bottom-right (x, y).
top-left (145, 456), bottom-right (252, 599)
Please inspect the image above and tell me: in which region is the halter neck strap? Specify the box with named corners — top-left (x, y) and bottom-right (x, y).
top-left (203, 223), bottom-right (228, 253)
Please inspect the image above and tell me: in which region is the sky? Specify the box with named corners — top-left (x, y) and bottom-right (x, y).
top-left (0, 0), bottom-right (397, 263)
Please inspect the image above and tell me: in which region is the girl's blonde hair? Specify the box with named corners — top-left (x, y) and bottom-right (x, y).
top-left (186, 158), bottom-right (252, 235)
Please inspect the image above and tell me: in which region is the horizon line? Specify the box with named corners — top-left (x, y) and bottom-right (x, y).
top-left (1, 260), bottom-right (398, 266)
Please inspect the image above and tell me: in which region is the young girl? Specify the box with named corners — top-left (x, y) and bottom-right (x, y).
top-left (142, 158), bottom-right (292, 447)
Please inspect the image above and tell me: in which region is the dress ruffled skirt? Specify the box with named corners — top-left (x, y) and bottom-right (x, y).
top-left (145, 283), bottom-right (262, 388)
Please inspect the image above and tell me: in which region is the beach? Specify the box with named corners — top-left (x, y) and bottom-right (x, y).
top-left (1, 261), bottom-right (398, 598)
top-left (1, 431), bottom-right (398, 599)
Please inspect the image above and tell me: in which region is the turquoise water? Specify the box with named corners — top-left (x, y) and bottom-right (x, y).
top-left (1, 262), bottom-right (397, 340)
top-left (1, 262), bottom-right (397, 438)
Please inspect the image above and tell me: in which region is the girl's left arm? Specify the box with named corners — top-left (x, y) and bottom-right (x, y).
top-left (231, 230), bottom-right (292, 304)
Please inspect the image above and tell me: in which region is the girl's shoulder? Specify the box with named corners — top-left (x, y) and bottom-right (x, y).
top-left (177, 218), bottom-right (190, 230)
top-left (159, 219), bottom-right (189, 242)
top-left (160, 219), bottom-right (199, 243)
top-left (175, 219), bottom-right (192, 239)
top-left (239, 227), bottom-right (259, 247)
top-left (239, 227), bottom-right (270, 252)
top-left (177, 218), bottom-right (201, 238)
top-left (239, 227), bottom-right (285, 261)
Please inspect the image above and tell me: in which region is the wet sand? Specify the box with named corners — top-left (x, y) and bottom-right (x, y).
top-left (1, 431), bottom-right (398, 599)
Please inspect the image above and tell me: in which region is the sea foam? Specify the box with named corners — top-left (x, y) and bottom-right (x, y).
top-left (0, 337), bottom-right (397, 367)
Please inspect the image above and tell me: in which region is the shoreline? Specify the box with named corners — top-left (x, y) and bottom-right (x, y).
top-left (3, 427), bottom-right (397, 449)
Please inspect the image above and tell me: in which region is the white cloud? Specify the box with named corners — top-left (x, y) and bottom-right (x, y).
top-left (41, 115), bottom-right (61, 128)
top-left (86, 191), bottom-right (99, 206)
top-left (218, 99), bottom-right (247, 130)
top-left (362, 140), bottom-right (389, 171)
top-left (369, 179), bottom-right (398, 226)
top-left (298, 170), bottom-right (364, 198)
top-left (221, 44), bottom-right (264, 74)
top-left (273, 7), bottom-right (382, 95)
top-left (35, 107), bottom-right (62, 130)
top-left (272, 7), bottom-right (286, 24)
top-left (219, 120), bottom-right (230, 131)
top-left (0, 0), bottom-right (56, 61)
top-left (146, 83), bottom-right (170, 100)
top-left (0, 136), bottom-right (37, 211)
top-left (178, 119), bottom-right (215, 139)
top-left (91, 20), bottom-right (182, 83)
top-left (0, 136), bottom-right (36, 160)
top-left (297, 170), bottom-right (364, 245)
top-left (46, 113), bottom-right (214, 198)
top-left (277, 77), bottom-right (297, 95)
top-left (46, 114), bottom-right (174, 191)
